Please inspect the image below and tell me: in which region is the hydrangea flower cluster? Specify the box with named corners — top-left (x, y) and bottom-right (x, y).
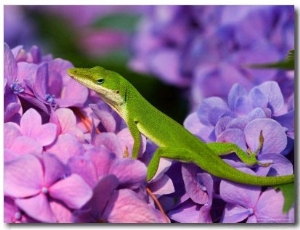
top-left (4, 12), bottom-right (294, 222)
top-left (177, 81), bottom-right (294, 223)
top-left (129, 5), bottom-right (294, 109)
top-left (4, 43), bottom-right (172, 223)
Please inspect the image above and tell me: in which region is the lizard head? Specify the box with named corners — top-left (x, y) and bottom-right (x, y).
top-left (67, 66), bottom-right (126, 113)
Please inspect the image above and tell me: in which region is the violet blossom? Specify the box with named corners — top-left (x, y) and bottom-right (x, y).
top-left (130, 6), bottom-right (294, 108)
top-left (4, 43), bottom-right (172, 223)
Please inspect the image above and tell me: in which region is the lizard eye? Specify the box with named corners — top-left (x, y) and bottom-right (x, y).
top-left (96, 78), bottom-right (104, 85)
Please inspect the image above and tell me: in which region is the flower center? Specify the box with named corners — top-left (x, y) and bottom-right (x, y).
top-left (10, 80), bottom-right (24, 94)
top-left (41, 187), bottom-right (49, 194)
top-left (45, 94), bottom-right (56, 105)
top-left (248, 208), bottom-right (254, 215)
top-left (14, 211), bottom-right (21, 220)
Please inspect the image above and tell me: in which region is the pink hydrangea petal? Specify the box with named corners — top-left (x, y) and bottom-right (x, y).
top-left (255, 188), bottom-right (290, 223)
top-left (49, 174), bottom-right (92, 209)
top-left (17, 62), bottom-right (38, 82)
top-left (182, 164), bottom-right (208, 205)
top-left (117, 128), bottom-right (147, 157)
top-left (4, 154), bottom-right (43, 197)
top-left (4, 122), bottom-right (21, 149)
top-left (15, 193), bottom-right (56, 223)
top-left (86, 148), bottom-right (115, 178)
top-left (93, 133), bottom-right (123, 157)
top-left (33, 123), bottom-right (57, 146)
top-left (90, 103), bottom-right (117, 133)
top-left (57, 79), bottom-right (88, 107)
top-left (10, 136), bottom-right (43, 156)
top-left (42, 153), bottom-right (67, 186)
top-left (20, 108), bottom-right (57, 146)
top-left (67, 155), bottom-right (98, 188)
top-left (148, 174), bottom-right (175, 197)
top-left (52, 108), bottom-right (84, 139)
top-left (109, 158), bottom-right (147, 189)
top-left (103, 189), bottom-right (158, 223)
top-left (46, 133), bottom-right (84, 164)
top-left (4, 196), bottom-right (19, 223)
top-left (49, 200), bottom-right (73, 223)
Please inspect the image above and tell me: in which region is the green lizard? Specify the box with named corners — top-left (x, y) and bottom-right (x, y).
top-left (67, 66), bottom-right (294, 186)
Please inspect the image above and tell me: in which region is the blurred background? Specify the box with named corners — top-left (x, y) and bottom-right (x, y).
top-left (4, 5), bottom-right (295, 123)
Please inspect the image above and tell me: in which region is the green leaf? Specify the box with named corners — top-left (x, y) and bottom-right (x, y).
top-left (92, 13), bottom-right (141, 32)
top-left (248, 49), bottom-right (294, 70)
top-left (273, 183), bottom-right (294, 213)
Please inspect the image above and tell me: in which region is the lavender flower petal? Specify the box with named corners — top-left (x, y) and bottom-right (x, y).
top-left (4, 154), bottom-right (43, 197)
top-left (255, 189), bottom-right (290, 223)
top-left (49, 174), bottom-right (92, 209)
top-left (15, 193), bottom-right (56, 223)
top-left (20, 108), bottom-right (57, 146)
top-left (244, 118), bottom-right (287, 154)
top-left (103, 189), bottom-right (158, 223)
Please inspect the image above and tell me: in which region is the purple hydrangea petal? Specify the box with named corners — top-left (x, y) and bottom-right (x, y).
top-left (244, 118), bottom-right (287, 154)
top-left (255, 188), bottom-right (290, 223)
top-left (86, 148), bottom-right (115, 178)
top-left (219, 168), bottom-right (261, 208)
top-left (149, 158), bottom-right (173, 182)
top-left (117, 128), bottom-right (147, 157)
top-left (42, 153), bottom-right (68, 187)
top-left (109, 158), bottom-right (147, 189)
top-left (49, 200), bottom-right (72, 223)
top-left (274, 111), bottom-right (294, 139)
top-left (49, 174), bottom-right (93, 209)
top-left (215, 116), bottom-right (232, 136)
top-left (90, 103), bottom-right (117, 132)
top-left (9, 136), bottom-right (43, 156)
top-left (84, 174), bottom-right (119, 221)
top-left (15, 193), bottom-right (56, 223)
top-left (184, 112), bottom-right (210, 140)
top-left (256, 153), bottom-right (293, 176)
top-left (67, 155), bottom-right (98, 188)
top-left (169, 200), bottom-right (201, 223)
top-left (56, 78), bottom-right (88, 107)
top-left (226, 116), bottom-right (250, 130)
top-left (103, 189), bottom-right (158, 223)
top-left (4, 43), bottom-right (17, 84)
top-left (221, 203), bottom-right (251, 223)
top-left (247, 107), bottom-right (268, 121)
top-left (17, 62), bottom-right (38, 82)
top-left (182, 164), bottom-right (209, 205)
top-left (93, 133), bottom-right (123, 157)
top-left (150, 49), bottom-right (190, 86)
top-left (228, 83), bottom-right (252, 115)
top-left (46, 133), bottom-right (84, 164)
top-left (48, 58), bottom-right (73, 80)
top-left (250, 81), bottom-right (284, 115)
top-left (216, 128), bottom-right (247, 150)
top-left (197, 97), bottom-right (231, 126)
top-left (33, 63), bottom-right (48, 101)
top-left (5, 154), bottom-right (43, 197)
top-left (148, 175), bottom-right (175, 197)
top-left (4, 102), bottom-right (21, 123)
